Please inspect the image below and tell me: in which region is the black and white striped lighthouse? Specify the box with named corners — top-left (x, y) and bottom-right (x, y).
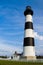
top-left (23, 6), bottom-right (36, 60)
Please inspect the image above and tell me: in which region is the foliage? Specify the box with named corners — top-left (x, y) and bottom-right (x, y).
top-left (0, 60), bottom-right (43, 65)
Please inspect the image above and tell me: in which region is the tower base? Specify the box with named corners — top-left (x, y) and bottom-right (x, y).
top-left (23, 56), bottom-right (36, 60)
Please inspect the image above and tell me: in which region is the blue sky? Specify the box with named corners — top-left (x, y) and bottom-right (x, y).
top-left (0, 0), bottom-right (43, 56)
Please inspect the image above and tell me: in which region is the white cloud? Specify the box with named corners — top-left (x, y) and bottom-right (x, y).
top-left (0, 43), bottom-right (23, 55)
top-left (34, 31), bottom-right (43, 40)
top-left (35, 46), bottom-right (43, 55)
top-left (0, 38), bottom-right (23, 56)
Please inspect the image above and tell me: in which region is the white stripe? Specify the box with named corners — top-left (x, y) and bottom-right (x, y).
top-left (26, 15), bottom-right (33, 22)
top-left (23, 46), bottom-right (35, 56)
top-left (24, 29), bottom-right (34, 38)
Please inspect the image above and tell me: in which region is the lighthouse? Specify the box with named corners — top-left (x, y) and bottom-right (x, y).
top-left (23, 6), bottom-right (36, 60)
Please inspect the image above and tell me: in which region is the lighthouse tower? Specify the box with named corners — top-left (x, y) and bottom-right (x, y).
top-left (23, 6), bottom-right (36, 60)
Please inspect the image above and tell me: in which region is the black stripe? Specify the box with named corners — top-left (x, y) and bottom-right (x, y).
top-left (24, 9), bottom-right (33, 16)
top-left (23, 37), bottom-right (34, 46)
top-left (25, 22), bottom-right (33, 29)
